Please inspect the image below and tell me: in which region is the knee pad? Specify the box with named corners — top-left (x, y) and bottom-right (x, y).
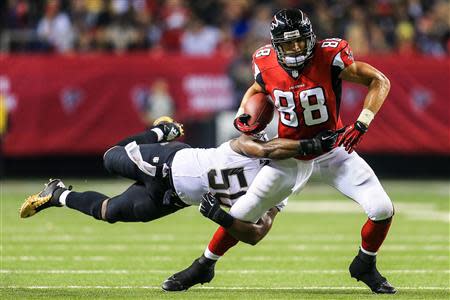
top-left (103, 146), bottom-right (121, 174)
top-left (368, 199), bottom-right (394, 221)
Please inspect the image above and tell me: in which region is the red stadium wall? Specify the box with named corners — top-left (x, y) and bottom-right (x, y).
top-left (1, 53), bottom-right (449, 156)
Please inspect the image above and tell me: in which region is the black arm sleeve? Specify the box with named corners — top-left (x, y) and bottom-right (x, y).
top-left (255, 73), bottom-right (266, 91)
top-left (115, 130), bottom-right (159, 146)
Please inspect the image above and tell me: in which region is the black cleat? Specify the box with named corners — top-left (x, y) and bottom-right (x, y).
top-left (20, 179), bottom-right (71, 218)
top-left (349, 250), bottom-right (397, 294)
top-left (162, 257), bottom-right (215, 291)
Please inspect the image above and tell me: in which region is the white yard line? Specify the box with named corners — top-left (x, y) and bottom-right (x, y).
top-left (5, 244), bottom-right (449, 251)
top-left (1, 269), bottom-right (449, 274)
top-left (3, 255), bottom-right (448, 262)
top-left (1, 285), bottom-right (449, 291)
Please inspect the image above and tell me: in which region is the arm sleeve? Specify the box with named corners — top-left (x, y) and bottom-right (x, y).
top-left (115, 130), bottom-right (159, 146)
top-left (253, 61), bottom-right (266, 90)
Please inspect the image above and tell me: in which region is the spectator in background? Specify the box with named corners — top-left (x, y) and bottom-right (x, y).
top-left (5, 0), bottom-right (30, 29)
top-left (159, 0), bottom-right (190, 52)
top-left (181, 16), bottom-right (221, 55)
top-left (221, 0), bottom-right (251, 42)
top-left (247, 4), bottom-right (272, 41)
top-left (396, 17), bottom-right (416, 55)
top-left (36, 0), bottom-right (74, 53)
top-left (345, 5), bottom-right (369, 55)
top-left (103, 5), bottom-right (139, 52)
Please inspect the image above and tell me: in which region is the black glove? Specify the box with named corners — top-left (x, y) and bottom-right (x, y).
top-left (152, 122), bottom-right (184, 142)
top-left (199, 192), bottom-right (234, 228)
top-left (298, 130), bottom-right (340, 156)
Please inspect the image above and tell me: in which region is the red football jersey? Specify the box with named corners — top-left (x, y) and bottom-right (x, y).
top-left (252, 38), bottom-right (355, 159)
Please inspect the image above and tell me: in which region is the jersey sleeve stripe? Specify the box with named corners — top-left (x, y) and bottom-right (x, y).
top-left (332, 52), bottom-right (345, 70)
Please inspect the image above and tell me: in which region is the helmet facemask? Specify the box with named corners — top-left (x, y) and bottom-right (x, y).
top-left (272, 32), bottom-right (316, 69)
top-left (270, 9), bottom-right (316, 70)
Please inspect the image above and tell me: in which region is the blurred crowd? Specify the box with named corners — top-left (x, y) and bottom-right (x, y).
top-left (1, 0), bottom-right (449, 57)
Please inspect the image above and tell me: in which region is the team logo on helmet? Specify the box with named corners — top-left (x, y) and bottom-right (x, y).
top-left (270, 15), bottom-right (285, 30)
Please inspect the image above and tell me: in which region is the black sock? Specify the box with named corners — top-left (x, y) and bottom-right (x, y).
top-left (198, 254), bottom-right (217, 267)
top-left (65, 191), bottom-right (109, 220)
top-left (358, 249), bottom-right (376, 264)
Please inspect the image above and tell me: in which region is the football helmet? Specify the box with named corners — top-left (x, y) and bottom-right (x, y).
top-left (270, 9), bottom-right (316, 69)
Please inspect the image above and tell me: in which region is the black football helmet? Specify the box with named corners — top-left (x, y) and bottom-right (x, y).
top-left (270, 9), bottom-right (316, 69)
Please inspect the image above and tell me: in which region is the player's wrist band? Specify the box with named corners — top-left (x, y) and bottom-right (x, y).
top-left (211, 209), bottom-right (235, 228)
top-left (357, 108), bottom-right (375, 127)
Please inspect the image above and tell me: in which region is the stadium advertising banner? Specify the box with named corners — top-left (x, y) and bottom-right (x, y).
top-left (1, 54), bottom-right (449, 156)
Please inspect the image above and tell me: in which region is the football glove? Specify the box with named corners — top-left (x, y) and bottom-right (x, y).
top-left (298, 130), bottom-right (340, 156)
top-left (337, 121), bottom-right (368, 153)
top-left (233, 113), bottom-right (260, 135)
top-left (199, 192), bottom-right (234, 228)
top-left (151, 122), bottom-right (184, 142)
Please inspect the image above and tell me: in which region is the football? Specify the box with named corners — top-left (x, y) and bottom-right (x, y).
top-left (243, 93), bottom-right (275, 131)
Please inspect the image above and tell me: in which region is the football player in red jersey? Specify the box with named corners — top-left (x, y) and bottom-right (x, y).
top-left (163, 9), bottom-right (395, 294)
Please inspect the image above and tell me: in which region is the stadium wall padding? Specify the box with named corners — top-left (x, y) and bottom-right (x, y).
top-left (1, 53), bottom-right (449, 156)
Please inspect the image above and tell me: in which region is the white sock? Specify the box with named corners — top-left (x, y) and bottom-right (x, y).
top-left (59, 190), bottom-right (72, 206)
top-left (360, 246), bottom-right (377, 256)
top-left (204, 247), bottom-right (221, 261)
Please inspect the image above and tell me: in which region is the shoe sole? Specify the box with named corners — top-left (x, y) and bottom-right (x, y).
top-left (19, 193), bottom-right (52, 218)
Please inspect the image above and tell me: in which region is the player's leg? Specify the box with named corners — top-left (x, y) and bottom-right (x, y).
top-left (162, 159), bottom-right (310, 291)
top-left (20, 179), bottom-right (184, 222)
top-left (317, 147), bottom-right (396, 293)
top-left (103, 146), bottom-right (149, 182)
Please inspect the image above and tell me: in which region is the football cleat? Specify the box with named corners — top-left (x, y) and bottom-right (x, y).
top-left (153, 116), bottom-right (174, 126)
top-left (162, 257), bottom-right (215, 292)
top-left (20, 179), bottom-right (71, 218)
top-left (152, 116), bottom-right (184, 141)
top-left (349, 251), bottom-right (397, 294)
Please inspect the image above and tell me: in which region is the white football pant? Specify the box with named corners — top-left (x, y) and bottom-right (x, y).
top-left (229, 146), bottom-right (394, 222)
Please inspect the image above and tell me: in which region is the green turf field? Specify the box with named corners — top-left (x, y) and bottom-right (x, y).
top-left (1, 179), bottom-right (449, 299)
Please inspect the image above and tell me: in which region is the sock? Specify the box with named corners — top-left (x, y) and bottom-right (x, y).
top-left (58, 190), bottom-right (71, 206)
top-left (361, 217), bottom-right (392, 254)
top-left (65, 191), bottom-right (109, 220)
top-left (204, 226), bottom-right (239, 260)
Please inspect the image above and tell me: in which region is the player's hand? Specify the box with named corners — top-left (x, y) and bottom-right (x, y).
top-left (298, 130), bottom-right (340, 156)
top-left (315, 129), bottom-right (341, 152)
top-left (233, 114), bottom-right (259, 134)
top-left (199, 192), bottom-right (234, 228)
top-left (152, 122), bottom-right (184, 142)
top-left (337, 121), bottom-right (368, 153)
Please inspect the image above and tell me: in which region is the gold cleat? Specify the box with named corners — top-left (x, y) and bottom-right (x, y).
top-left (153, 116), bottom-right (184, 140)
top-left (153, 116), bottom-right (174, 126)
top-left (19, 179), bottom-right (68, 218)
top-left (20, 193), bottom-right (52, 218)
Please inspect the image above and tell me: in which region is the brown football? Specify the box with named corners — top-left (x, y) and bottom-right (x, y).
top-left (243, 93), bottom-right (275, 131)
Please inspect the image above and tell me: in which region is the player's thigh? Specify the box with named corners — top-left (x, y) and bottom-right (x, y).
top-left (230, 159), bottom-right (299, 222)
top-left (103, 146), bottom-right (147, 182)
top-left (318, 147), bottom-right (393, 221)
top-left (105, 182), bottom-right (183, 223)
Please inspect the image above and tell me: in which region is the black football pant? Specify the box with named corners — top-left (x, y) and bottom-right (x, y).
top-left (66, 142), bottom-right (190, 223)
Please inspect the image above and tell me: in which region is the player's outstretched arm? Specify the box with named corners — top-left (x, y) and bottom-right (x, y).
top-left (199, 192), bottom-right (278, 245)
top-left (337, 61), bottom-right (390, 153)
top-left (231, 131), bottom-right (340, 159)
